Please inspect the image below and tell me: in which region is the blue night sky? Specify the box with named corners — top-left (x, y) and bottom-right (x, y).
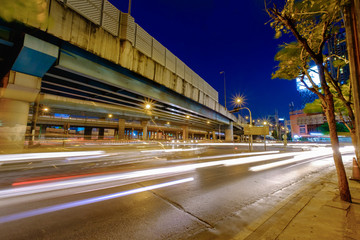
top-left (109, 0), bottom-right (302, 119)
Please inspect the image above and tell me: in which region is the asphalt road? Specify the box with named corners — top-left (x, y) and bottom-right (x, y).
top-left (0, 142), bottom-right (355, 240)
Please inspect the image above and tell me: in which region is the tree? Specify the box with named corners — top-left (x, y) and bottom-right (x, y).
top-left (304, 80), bottom-right (358, 152)
top-left (271, 129), bottom-right (278, 139)
top-left (267, 0), bottom-right (352, 202)
top-left (342, 0), bottom-right (360, 169)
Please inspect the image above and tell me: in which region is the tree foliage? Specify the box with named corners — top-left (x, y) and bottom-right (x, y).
top-left (319, 122), bottom-right (350, 134)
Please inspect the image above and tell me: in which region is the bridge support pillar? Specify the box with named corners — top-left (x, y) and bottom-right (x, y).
top-left (118, 119), bottom-right (125, 140)
top-left (0, 71), bottom-right (42, 151)
top-left (0, 98), bottom-right (30, 151)
top-left (212, 131), bottom-right (216, 141)
top-left (98, 128), bottom-right (105, 140)
top-left (225, 122), bottom-right (233, 142)
top-left (141, 121), bottom-right (148, 140)
top-left (84, 127), bottom-right (92, 140)
top-left (182, 126), bottom-right (189, 141)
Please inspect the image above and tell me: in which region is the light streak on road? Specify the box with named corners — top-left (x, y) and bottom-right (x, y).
top-left (223, 152), bottom-right (300, 166)
top-left (166, 151), bottom-right (280, 163)
top-left (0, 177), bottom-right (194, 224)
top-left (0, 151), bottom-right (296, 199)
top-left (140, 148), bottom-right (203, 153)
top-left (2, 146), bottom-right (353, 199)
top-left (0, 151), bottom-right (105, 163)
top-left (249, 146), bottom-right (355, 172)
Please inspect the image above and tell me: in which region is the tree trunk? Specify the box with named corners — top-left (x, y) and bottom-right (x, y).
top-left (325, 96), bottom-right (352, 202)
top-left (343, 1), bottom-right (360, 163)
top-left (351, 129), bottom-right (360, 161)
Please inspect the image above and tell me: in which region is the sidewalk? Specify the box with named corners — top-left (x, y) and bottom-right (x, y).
top-left (232, 164), bottom-right (360, 240)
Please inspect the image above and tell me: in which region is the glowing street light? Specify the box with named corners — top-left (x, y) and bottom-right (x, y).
top-left (145, 104), bottom-right (151, 110)
top-left (186, 115), bottom-right (190, 119)
top-left (108, 114), bottom-right (113, 118)
top-left (43, 107), bottom-right (49, 112)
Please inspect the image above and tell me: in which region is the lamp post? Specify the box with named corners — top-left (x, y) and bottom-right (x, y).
top-left (128, 0), bottom-right (132, 15)
top-left (230, 97), bottom-right (253, 151)
top-left (240, 107), bottom-right (253, 151)
top-left (220, 71), bottom-right (226, 110)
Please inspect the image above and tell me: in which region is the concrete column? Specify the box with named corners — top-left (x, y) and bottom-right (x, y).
top-left (141, 121), bottom-right (148, 140)
top-left (118, 119), bottom-right (125, 140)
top-left (64, 123), bottom-right (70, 136)
top-left (156, 131), bottom-right (160, 140)
top-left (0, 99), bottom-right (29, 151)
top-left (182, 126), bottom-right (189, 141)
top-left (130, 127), bottom-right (134, 139)
top-left (98, 128), bottom-right (105, 140)
top-left (212, 131), bottom-right (216, 141)
top-left (0, 71), bottom-right (42, 151)
top-left (225, 122), bottom-right (234, 142)
top-left (192, 132), bottom-right (195, 139)
top-left (84, 127), bottom-right (92, 140)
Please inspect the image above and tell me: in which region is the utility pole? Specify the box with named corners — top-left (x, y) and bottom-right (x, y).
top-left (220, 71), bottom-right (226, 110)
top-left (128, 0), bottom-right (132, 15)
top-left (343, 0), bottom-right (360, 160)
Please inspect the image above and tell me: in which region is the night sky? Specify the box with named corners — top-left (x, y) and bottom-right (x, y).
top-left (109, 0), bottom-right (302, 119)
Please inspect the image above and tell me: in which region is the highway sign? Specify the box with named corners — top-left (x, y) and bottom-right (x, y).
top-left (244, 125), bottom-right (269, 135)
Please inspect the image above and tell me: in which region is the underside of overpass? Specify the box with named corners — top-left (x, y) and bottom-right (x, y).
top-left (0, 8), bottom-right (242, 149)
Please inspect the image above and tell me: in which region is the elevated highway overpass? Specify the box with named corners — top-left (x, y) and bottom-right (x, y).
top-left (0, 0), bottom-right (242, 149)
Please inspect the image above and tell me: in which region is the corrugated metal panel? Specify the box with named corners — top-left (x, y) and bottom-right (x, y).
top-left (209, 98), bottom-right (216, 110)
top-left (184, 82), bottom-right (192, 98)
top-left (215, 102), bottom-right (220, 112)
top-left (152, 38), bottom-right (165, 65)
top-left (191, 71), bottom-right (199, 88)
top-left (175, 77), bottom-right (183, 94)
top-left (165, 49), bottom-right (176, 73)
top-left (219, 105), bottom-right (227, 115)
top-left (198, 91), bottom-right (204, 104)
top-left (134, 25), bottom-right (152, 57)
top-left (192, 88), bottom-right (199, 101)
top-left (102, 0), bottom-right (119, 36)
top-left (184, 65), bottom-right (192, 84)
top-left (175, 58), bottom-right (185, 78)
top-left (119, 12), bottom-right (135, 44)
top-left (198, 78), bottom-right (205, 92)
top-left (67, 0), bottom-right (102, 25)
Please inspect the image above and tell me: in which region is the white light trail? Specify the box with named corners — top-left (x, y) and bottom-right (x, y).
top-left (0, 151), bottom-right (105, 163)
top-left (0, 151), bottom-right (289, 199)
top-left (140, 148), bottom-right (202, 153)
top-left (0, 177), bottom-right (194, 224)
top-left (166, 151), bottom-right (280, 163)
top-left (249, 148), bottom-right (334, 172)
top-left (224, 152), bottom-right (300, 167)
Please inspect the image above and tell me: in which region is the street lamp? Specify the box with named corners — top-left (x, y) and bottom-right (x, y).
top-left (220, 71), bottom-right (226, 109)
top-left (145, 103), bottom-right (151, 110)
top-left (233, 106), bottom-right (253, 151)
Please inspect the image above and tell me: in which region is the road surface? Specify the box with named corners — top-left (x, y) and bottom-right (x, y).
top-left (0, 142), bottom-right (355, 239)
